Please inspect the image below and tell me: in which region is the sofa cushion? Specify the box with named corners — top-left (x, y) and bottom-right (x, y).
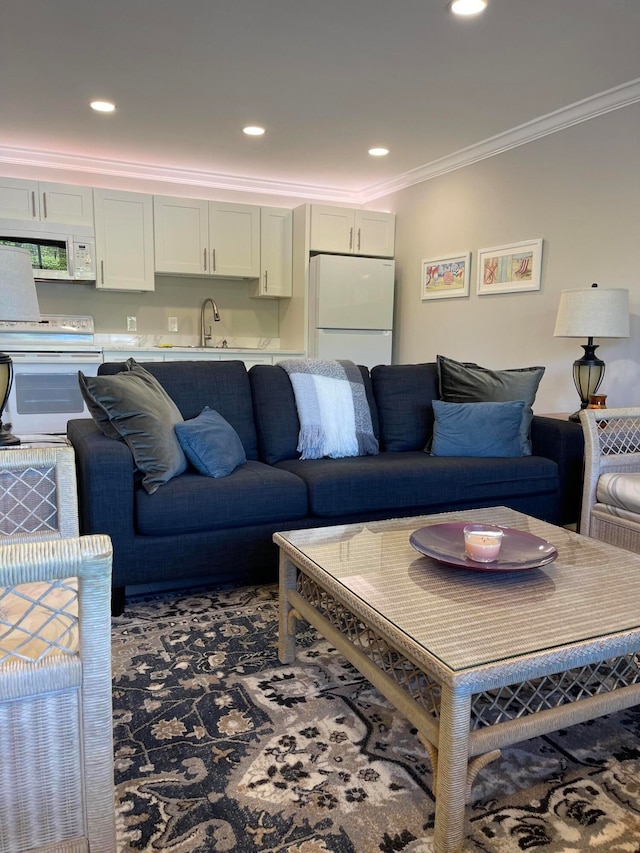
top-left (99, 359), bottom-right (259, 460)
top-left (430, 399), bottom-right (525, 458)
top-left (79, 359), bottom-right (187, 495)
top-left (175, 407), bottom-right (246, 477)
top-left (371, 363), bottom-right (440, 452)
top-left (275, 452), bottom-right (558, 518)
top-left (249, 363), bottom-right (379, 464)
top-left (437, 354), bottom-right (544, 456)
top-left (596, 472), bottom-right (640, 513)
top-left (135, 461), bottom-right (308, 536)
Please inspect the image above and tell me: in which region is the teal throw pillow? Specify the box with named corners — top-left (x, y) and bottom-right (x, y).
top-left (437, 354), bottom-right (544, 455)
top-left (175, 407), bottom-right (246, 477)
top-left (430, 399), bottom-right (525, 457)
top-left (78, 358), bottom-right (187, 494)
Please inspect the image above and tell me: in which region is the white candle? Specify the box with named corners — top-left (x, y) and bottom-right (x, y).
top-left (463, 525), bottom-right (503, 562)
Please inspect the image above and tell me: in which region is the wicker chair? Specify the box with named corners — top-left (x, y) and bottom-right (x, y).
top-left (0, 444), bottom-right (79, 543)
top-left (0, 445), bottom-right (116, 853)
top-left (0, 535), bottom-right (116, 853)
top-left (579, 407), bottom-right (640, 554)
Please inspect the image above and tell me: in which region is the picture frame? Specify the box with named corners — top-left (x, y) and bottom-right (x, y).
top-left (476, 238), bottom-right (543, 295)
top-left (421, 252), bottom-right (471, 300)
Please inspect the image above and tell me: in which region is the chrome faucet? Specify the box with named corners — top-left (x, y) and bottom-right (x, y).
top-left (200, 297), bottom-right (221, 347)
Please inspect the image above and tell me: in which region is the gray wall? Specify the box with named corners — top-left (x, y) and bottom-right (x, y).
top-left (370, 103), bottom-right (640, 414)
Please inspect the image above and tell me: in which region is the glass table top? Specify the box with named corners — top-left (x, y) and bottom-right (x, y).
top-left (276, 507), bottom-right (640, 672)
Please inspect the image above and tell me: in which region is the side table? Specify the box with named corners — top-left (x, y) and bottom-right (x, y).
top-left (537, 412), bottom-right (572, 420)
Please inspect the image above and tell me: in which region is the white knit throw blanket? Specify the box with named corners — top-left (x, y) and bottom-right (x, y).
top-left (278, 358), bottom-right (379, 460)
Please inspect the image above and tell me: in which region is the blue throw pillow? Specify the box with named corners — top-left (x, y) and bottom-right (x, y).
top-left (174, 407), bottom-right (246, 477)
top-left (437, 355), bottom-right (544, 455)
top-left (430, 399), bottom-right (525, 457)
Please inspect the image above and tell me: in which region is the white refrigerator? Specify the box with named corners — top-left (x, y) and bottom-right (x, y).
top-left (308, 254), bottom-right (395, 368)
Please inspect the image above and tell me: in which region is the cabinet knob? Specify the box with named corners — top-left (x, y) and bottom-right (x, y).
top-left (212, 248), bottom-right (216, 271)
top-left (31, 191), bottom-right (36, 218)
top-left (349, 227), bottom-right (353, 250)
top-left (203, 248), bottom-right (207, 271)
top-left (357, 228), bottom-right (361, 251)
top-left (42, 192), bottom-right (48, 219)
top-left (264, 270), bottom-right (268, 292)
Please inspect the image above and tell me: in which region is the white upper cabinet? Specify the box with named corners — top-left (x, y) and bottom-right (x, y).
top-left (153, 196), bottom-right (209, 275)
top-left (355, 209), bottom-right (396, 258)
top-left (153, 198), bottom-right (260, 278)
top-left (309, 204), bottom-right (395, 257)
top-left (309, 206), bottom-right (354, 254)
top-left (94, 189), bottom-right (155, 291)
top-left (208, 202), bottom-right (260, 278)
top-left (251, 207), bottom-right (293, 298)
top-left (0, 178), bottom-right (94, 227)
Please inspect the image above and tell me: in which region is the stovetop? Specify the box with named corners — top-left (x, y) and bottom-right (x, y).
top-left (0, 314), bottom-right (98, 351)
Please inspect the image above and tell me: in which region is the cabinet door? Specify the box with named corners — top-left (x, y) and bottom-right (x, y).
top-left (355, 210), bottom-right (395, 258)
top-left (0, 177), bottom-right (39, 221)
top-left (309, 205), bottom-right (355, 253)
top-left (94, 189), bottom-right (155, 291)
top-left (218, 354), bottom-right (273, 369)
top-left (102, 350), bottom-right (164, 363)
top-left (209, 202), bottom-right (260, 278)
top-left (38, 182), bottom-right (94, 227)
top-left (161, 352), bottom-right (220, 362)
top-left (253, 207), bottom-right (292, 297)
top-left (153, 195), bottom-right (209, 275)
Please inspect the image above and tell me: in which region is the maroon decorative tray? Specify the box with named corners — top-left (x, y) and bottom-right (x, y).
top-left (409, 522), bottom-right (558, 572)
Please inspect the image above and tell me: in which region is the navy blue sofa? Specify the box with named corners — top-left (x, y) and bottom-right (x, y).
top-left (67, 360), bottom-right (584, 614)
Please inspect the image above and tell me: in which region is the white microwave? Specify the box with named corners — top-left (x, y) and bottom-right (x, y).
top-left (0, 227), bottom-right (96, 283)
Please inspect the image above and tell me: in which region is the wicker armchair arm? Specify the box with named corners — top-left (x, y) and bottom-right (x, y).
top-left (578, 408), bottom-right (640, 535)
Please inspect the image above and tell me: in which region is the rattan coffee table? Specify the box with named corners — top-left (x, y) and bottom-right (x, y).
top-left (274, 506), bottom-right (640, 853)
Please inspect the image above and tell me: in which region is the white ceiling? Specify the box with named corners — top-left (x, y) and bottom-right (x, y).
top-left (1, 0), bottom-right (639, 203)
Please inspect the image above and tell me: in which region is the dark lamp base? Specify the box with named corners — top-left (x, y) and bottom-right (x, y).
top-left (0, 428), bottom-right (20, 446)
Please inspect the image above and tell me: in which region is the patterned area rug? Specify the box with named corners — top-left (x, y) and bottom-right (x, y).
top-left (112, 584), bottom-right (640, 853)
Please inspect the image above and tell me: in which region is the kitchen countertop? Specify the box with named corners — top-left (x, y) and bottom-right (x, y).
top-left (100, 344), bottom-right (304, 356)
top-left (95, 334), bottom-right (304, 358)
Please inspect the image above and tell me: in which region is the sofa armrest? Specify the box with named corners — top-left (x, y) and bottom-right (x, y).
top-left (67, 419), bottom-right (136, 555)
top-left (530, 416), bottom-right (584, 526)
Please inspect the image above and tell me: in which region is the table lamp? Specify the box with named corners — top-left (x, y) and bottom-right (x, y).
top-left (0, 245), bottom-right (40, 446)
top-left (553, 283), bottom-right (629, 421)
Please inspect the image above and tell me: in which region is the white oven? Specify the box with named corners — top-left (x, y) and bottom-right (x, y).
top-left (0, 315), bottom-right (102, 435)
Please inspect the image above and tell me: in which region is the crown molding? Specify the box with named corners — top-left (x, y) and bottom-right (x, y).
top-left (1, 78), bottom-right (638, 206)
top-left (359, 77), bottom-right (640, 203)
top-left (0, 146), bottom-right (359, 203)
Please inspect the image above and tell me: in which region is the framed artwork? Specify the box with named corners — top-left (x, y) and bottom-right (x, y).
top-left (421, 252), bottom-right (471, 300)
top-left (476, 238), bottom-right (543, 295)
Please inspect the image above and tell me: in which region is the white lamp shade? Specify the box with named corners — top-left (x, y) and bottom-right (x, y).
top-left (0, 246), bottom-right (40, 321)
top-left (553, 286), bottom-right (629, 338)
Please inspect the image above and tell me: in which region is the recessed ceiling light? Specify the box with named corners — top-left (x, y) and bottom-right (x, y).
top-left (368, 147), bottom-right (389, 157)
top-left (90, 100), bottom-right (116, 113)
top-left (243, 126), bottom-right (266, 136)
top-left (449, 0), bottom-right (487, 16)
